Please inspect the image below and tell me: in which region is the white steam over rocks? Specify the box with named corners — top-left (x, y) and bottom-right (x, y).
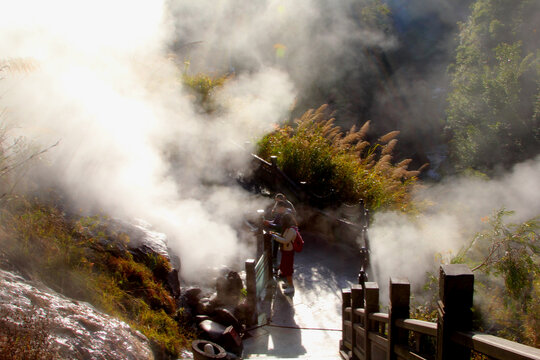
top-left (0, 1), bottom-right (297, 281)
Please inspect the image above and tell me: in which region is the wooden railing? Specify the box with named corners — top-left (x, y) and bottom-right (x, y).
top-left (340, 264), bottom-right (540, 360)
top-left (245, 214), bottom-right (273, 327)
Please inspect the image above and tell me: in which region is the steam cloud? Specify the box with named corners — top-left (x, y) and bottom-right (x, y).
top-left (370, 156), bottom-right (540, 300)
top-left (0, 0), bottom-right (399, 281)
top-left (0, 0), bottom-right (298, 281)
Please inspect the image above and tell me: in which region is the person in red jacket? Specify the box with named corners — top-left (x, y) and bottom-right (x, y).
top-left (271, 212), bottom-right (298, 294)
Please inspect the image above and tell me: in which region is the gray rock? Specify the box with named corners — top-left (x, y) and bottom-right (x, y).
top-left (0, 270), bottom-right (155, 360)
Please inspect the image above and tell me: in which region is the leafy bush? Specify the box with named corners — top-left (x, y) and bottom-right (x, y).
top-left (257, 104), bottom-right (424, 211)
top-left (182, 70), bottom-right (229, 113)
top-left (445, 0), bottom-right (540, 173)
top-left (453, 209), bottom-right (540, 346)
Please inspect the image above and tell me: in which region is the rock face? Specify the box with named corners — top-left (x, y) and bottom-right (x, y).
top-left (88, 218), bottom-right (182, 302)
top-left (0, 270), bottom-right (155, 360)
top-left (182, 269), bottom-right (246, 357)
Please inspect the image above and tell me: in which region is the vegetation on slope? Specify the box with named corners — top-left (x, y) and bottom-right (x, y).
top-left (445, 0), bottom-right (540, 173)
top-left (0, 195), bottom-right (193, 358)
top-left (258, 105), bottom-right (419, 210)
top-left (182, 64), bottom-right (229, 113)
top-left (453, 210), bottom-right (540, 346)
top-left (257, 104), bottom-right (425, 211)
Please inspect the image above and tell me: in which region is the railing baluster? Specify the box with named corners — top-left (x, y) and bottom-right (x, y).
top-left (436, 264), bottom-right (474, 360)
top-left (364, 282), bottom-right (379, 360)
top-left (389, 277), bottom-right (410, 360)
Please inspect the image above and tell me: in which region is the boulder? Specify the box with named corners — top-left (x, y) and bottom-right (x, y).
top-left (197, 321), bottom-right (243, 357)
top-left (210, 308), bottom-right (242, 334)
top-left (184, 287), bottom-right (202, 308)
top-left (197, 297), bottom-right (216, 316)
top-left (219, 326), bottom-right (243, 356)
top-left (215, 270), bottom-right (243, 306)
top-left (199, 320), bottom-right (226, 342)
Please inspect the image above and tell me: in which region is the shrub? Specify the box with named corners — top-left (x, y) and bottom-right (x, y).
top-left (258, 104), bottom-right (424, 211)
top-left (453, 209), bottom-right (540, 346)
top-left (182, 71), bottom-right (229, 113)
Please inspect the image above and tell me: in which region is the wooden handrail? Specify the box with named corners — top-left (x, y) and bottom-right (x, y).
top-left (354, 308), bottom-right (365, 316)
top-left (340, 262), bottom-right (540, 360)
top-left (369, 312), bottom-right (389, 323)
top-left (396, 318), bottom-right (438, 337)
top-left (452, 331), bottom-right (540, 360)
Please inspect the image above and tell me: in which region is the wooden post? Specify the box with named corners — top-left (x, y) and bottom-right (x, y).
top-left (358, 270), bottom-right (368, 287)
top-left (256, 209), bottom-right (265, 258)
top-left (363, 227), bottom-right (370, 253)
top-left (270, 155), bottom-right (278, 191)
top-left (388, 278), bottom-right (410, 360)
top-left (436, 264), bottom-right (474, 360)
top-left (364, 282), bottom-right (379, 360)
top-left (351, 284), bottom-right (364, 360)
top-left (270, 155), bottom-right (278, 168)
top-left (364, 209), bottom-right (370, 228)
top-left (341, 289), bottom-right (352, 353)
top-left (263, 232), bottom-right (273, 281)
top-left (245, 259), bottom-right (257, 327)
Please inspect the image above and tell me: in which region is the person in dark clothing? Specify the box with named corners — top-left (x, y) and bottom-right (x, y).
top-left (263, 200), bottom-right (292, 271)
top-left (271, 193), bottom-right (296, 216)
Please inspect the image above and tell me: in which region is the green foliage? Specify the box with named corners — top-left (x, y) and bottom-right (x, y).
top-left (0, 196), bottom-right (193, 357)
top-left (359, 0), bottom-right (392, 34)
top-left (257, 104), bottom-right (423, 211)
top-left (453, 209), bottom-right (540, 346)
top-left (446, 0), bottom-right (540, 173)
top-left (181, 68), bottom-right (229, 113)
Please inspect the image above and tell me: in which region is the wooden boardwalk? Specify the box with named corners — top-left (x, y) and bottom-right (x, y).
top-left (243, 232), bottom-right (363, 359)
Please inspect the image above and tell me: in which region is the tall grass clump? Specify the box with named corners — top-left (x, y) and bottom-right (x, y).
top-left (258, 104), bottom-right (425, 211)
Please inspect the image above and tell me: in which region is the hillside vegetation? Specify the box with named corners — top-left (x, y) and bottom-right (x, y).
top-left (0, 195), bottom-right (193, 358)
top-left (258, 105), bottom-right (424, 211)
top-left (445, 0), bottom-right (540, 173)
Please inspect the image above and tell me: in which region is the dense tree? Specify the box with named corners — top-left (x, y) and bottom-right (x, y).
top-left (445, 0), bottom-right (540, 173)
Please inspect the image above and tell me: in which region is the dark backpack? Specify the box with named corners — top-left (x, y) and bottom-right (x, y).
top-left (292, 227), bottom-right (304, 252)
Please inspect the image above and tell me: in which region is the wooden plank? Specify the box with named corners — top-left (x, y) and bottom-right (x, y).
top-left (394, 344), bottom-right (430, 360)
top-left (354, 323), bottom-right (366, 353)
top-left (369, 312), bottom-right (389, 323)
top-left (372, 340), bottom-right (388, 360)
top-left (339, 349), bottom-right (351, 360)
top-left (452, 332), bottom-right (540, 360)
top-left (396, 319), bottom-right (438, 337)
top-left (344, 307), bottom-right (352, 321)
top-left (353, 346), bottom-right (366, 360)
top-left (369, 332), bottom-right (388, 347)
top-left (355, 308), bottom-right (366, 316)
top-left (354, 324), bottom-right (366, 335)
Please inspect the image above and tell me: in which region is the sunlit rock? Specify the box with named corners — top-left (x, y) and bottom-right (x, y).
top-left (0, 270), bottom-right (155, 359)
